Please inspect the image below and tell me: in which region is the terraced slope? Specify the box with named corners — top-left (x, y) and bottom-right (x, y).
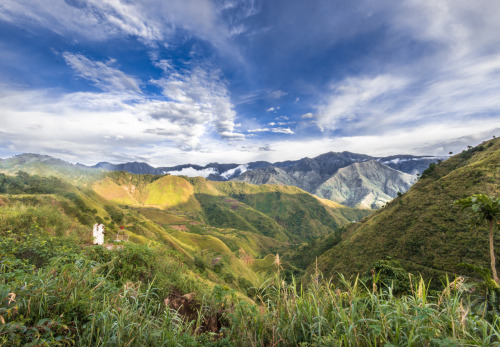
top-left (0, 155), bottom-right (371, 290)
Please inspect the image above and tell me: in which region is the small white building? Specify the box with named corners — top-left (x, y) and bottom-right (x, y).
top-left (92, 223), bottom-right (105, 245)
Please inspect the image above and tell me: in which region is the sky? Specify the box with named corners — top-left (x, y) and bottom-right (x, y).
top-left (0, 0), bottom-right (499, 166)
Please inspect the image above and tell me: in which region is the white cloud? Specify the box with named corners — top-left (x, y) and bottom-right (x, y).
top-left (266, 106), bottom-right (280, 112)
top-left (270, 90), bottom-right (287, 99)
top-left (301, 112), bottom-right (314, 119)
top-left (271, 128), bottom-right (294, 134)
top-left (0, 0), bottom-right (161, 43)
top-left (395, 1), bottom-right (500, 58)
top-left (308, 0), bottom-right (500, 142)
top-left (315, 53), bottom-right (500, 134)
top-left (0, 0), bottom-right (226, 47)
top-left (247, 128), bottom-right (270, 133)
top-left (316, 74), bottom-right (408, 131)
top-left (220, 164), bottom-right (249, 179)
top-left (63, 53), bottom-right (141, 93)
top-left (247, 125), bottom-right (499, 164)
top-left (247, 127), bottom-right (294, 135)
top-left (167, 167), bottom-right (217, 178)
top-left (152, 66), bottom-right (245, 140)
top-left (0, 86), bottom-right (495, 166)
top-left (0, 64), bottom-right (244, 163)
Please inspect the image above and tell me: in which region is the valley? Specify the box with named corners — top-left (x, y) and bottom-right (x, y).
top-left (0, 138), bottom-right (498, 346)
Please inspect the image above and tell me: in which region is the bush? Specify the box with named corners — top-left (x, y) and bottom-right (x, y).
top-left (194, 256), bottom-right (206, 272)
top-left (363, 259), bottom-right (413, 295)
top-left (222, 272), bottom-right (235, 284)
top-left (104, 205), bottom-right (124, 223)
top-left (213, 262), bottom-right (223, 273)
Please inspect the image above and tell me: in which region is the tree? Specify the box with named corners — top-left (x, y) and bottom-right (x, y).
top-left (454, 194), bottom-right (500, 282)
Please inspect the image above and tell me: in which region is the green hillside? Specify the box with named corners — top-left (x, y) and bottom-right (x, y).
top-left (93, 172), bottom-right (367, 242)
top-left (0, 162), bottom-right (370, 296)
top-left (0, 153), bottom-right (104, 184)
top-left (2, 151), bottom-right (500, 345)
top-left (308, 137), bottom-right (500, 283)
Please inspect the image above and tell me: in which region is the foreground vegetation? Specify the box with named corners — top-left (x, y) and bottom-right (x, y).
top-left (2, 230), bottom-right (500, 346)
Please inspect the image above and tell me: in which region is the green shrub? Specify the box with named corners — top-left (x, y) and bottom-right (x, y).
top-left (222, 272), bottom-right (235, 284)
top-left (104, 205), bottom-right (124, 223)
top-left (193, 256), bottom-right (206, 272)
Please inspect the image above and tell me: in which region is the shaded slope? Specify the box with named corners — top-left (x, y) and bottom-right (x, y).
top-left (308, 138), bottom-right (500, 282)
top-left (198, 180), bottom-right (371, 241)
top-left (232, 151), bottom-right (373, 193)
top-left (233, 152), bottom-right (434, 209)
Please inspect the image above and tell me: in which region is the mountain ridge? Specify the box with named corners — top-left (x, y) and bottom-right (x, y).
top-left (0, 151), bottom-right (441, 209)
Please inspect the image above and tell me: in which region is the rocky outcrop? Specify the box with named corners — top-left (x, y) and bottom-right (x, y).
top-left (314, 160), bottom-right (416, 209)
top-left (231, 166), bottom-right (297, 186)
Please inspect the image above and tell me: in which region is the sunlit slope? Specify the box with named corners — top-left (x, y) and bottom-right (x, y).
top-left (308, 138), bottom-right (500, 281)
top-left (92, 173), bottom-right (368, 242)
top-left (0, 173), bottom-right (265, 290)
top-left (92, 177), bottom-right (138, 205)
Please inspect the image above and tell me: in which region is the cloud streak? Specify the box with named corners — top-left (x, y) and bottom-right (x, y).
top-left (63, 53), bottom-right (141, 93)
top-left (313, 0), bottom-right (500, 139)
top-left (152, 65), bottom-right (245, 140)
top-left (0, 0), bottom-right (226, 46)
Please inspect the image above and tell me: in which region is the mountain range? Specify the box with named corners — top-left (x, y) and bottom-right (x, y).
top-left (91, 151), bottom-right (440, 209)
top-left (0, 150), bottom-right (441, 209)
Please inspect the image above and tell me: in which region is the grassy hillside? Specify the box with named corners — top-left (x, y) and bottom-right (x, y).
top-left (308, 137), bottom-right (500, 283)
top-left (1, 164), bottom-right (371, 298)
top-left (0, 172), bottom-right (269, 295)
top-left (198, 180), bottom-right (371, 240)
top-left (93, 173), bottom-right (367, 242)
top-left (3, 225), bottom-right (500, 346)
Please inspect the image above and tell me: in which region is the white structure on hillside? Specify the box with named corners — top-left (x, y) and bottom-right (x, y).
top-left (92, 223), bottom-right (105, 245)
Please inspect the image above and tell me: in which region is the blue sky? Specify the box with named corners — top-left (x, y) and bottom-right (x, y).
top-left (0, 0), bottom-right (499, 166)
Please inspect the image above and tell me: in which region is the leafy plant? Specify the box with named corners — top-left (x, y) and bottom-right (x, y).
top-left (454, 194), bottom-right (500, 283)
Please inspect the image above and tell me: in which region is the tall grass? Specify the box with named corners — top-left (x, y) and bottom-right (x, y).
top-left (223, 272), bottom-right (500, 346)
top-left (2, 231), bottom-right (500, 346)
